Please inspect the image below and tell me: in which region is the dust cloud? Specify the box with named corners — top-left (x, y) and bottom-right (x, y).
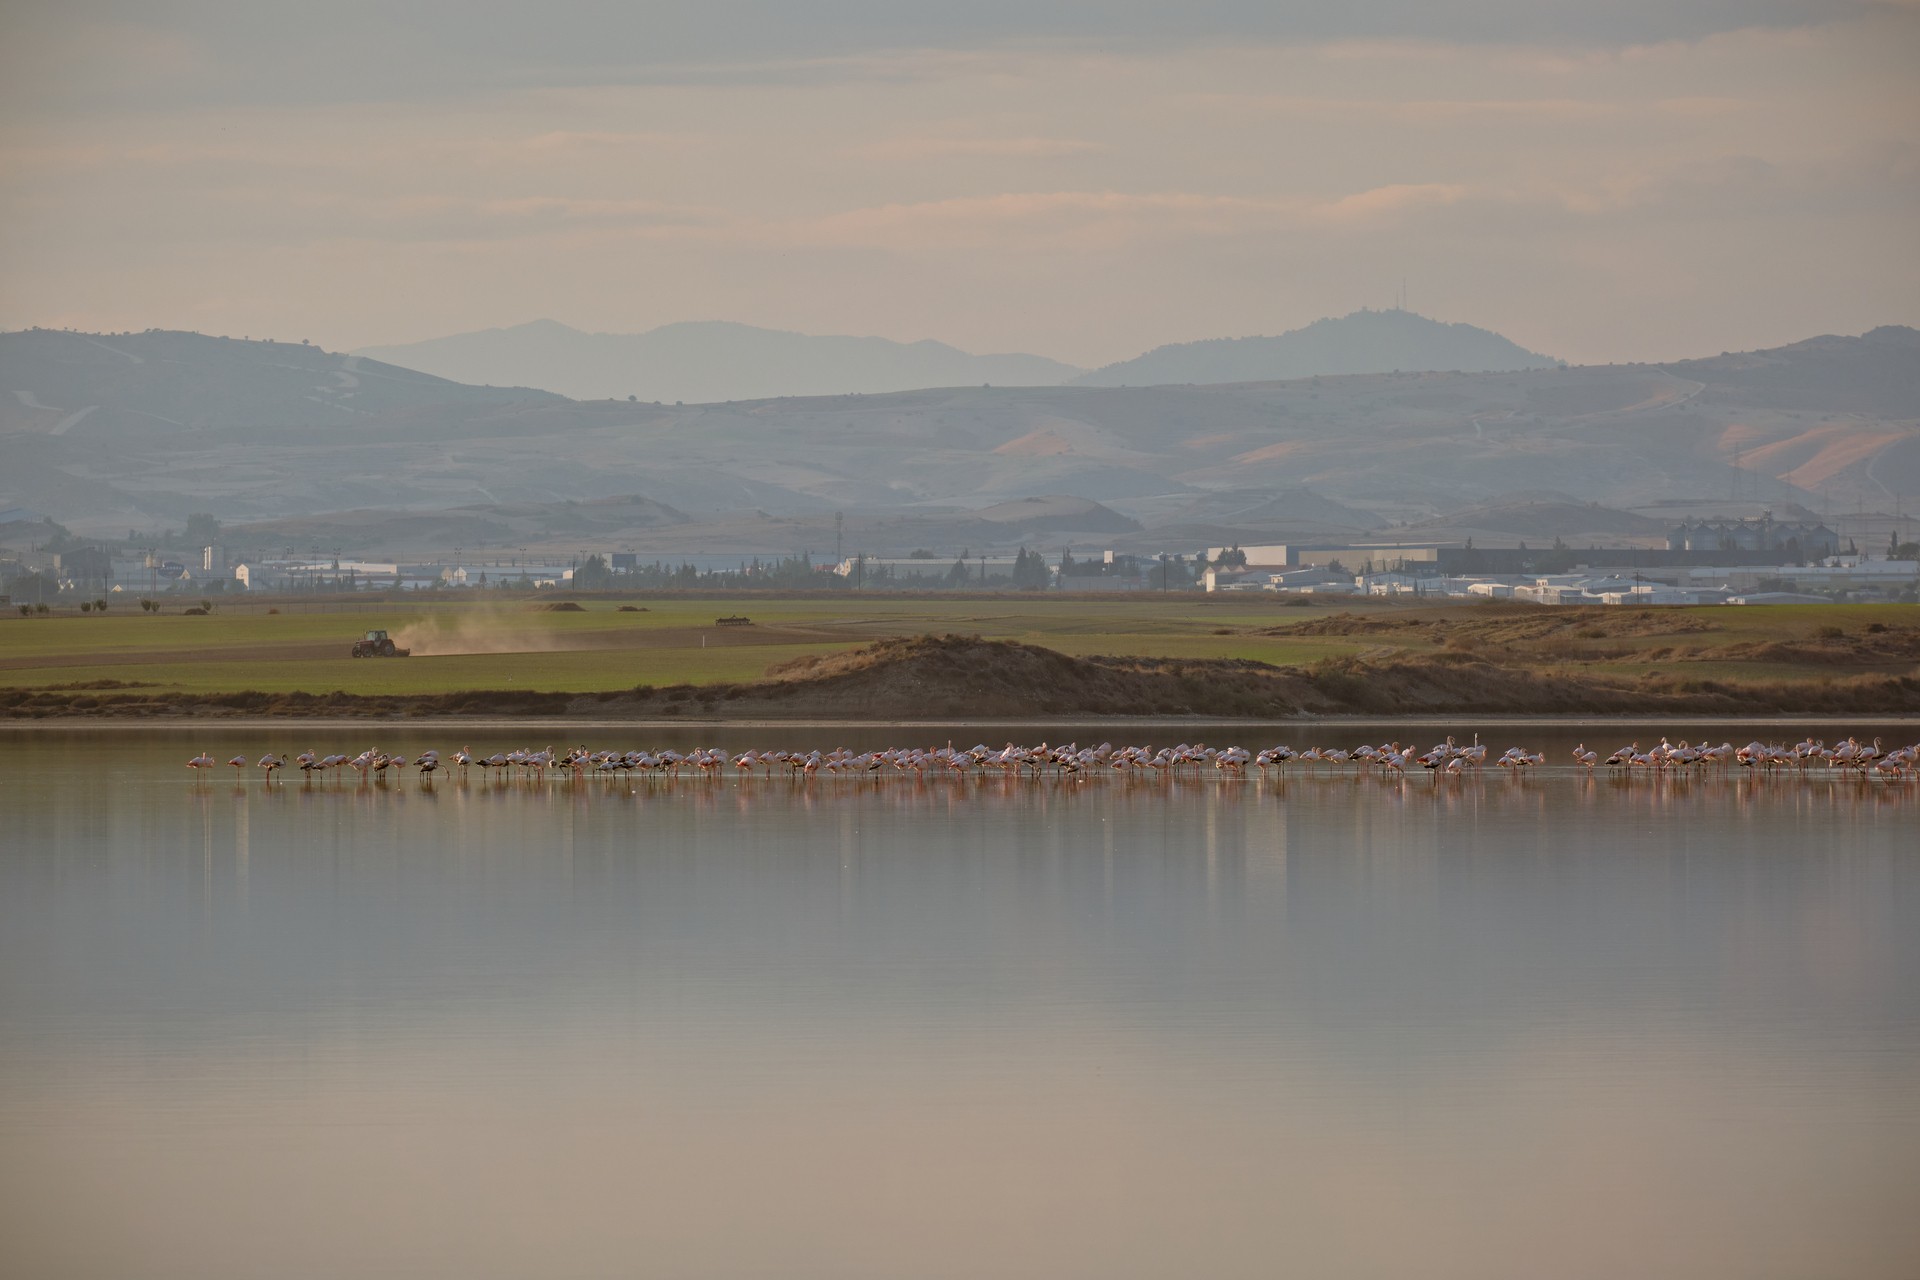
top-left (392, 607), bottom-right (572, 657)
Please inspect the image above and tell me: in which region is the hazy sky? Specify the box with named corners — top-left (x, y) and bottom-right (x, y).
top-left (2, 1), bottom-right (1915, 366)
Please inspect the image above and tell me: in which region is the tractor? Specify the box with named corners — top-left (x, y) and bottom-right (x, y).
top-left (350, 629), bottom-right (410, 658)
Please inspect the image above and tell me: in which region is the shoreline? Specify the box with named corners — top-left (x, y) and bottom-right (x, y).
top-left (9, 713), bottom-right (1920, 732)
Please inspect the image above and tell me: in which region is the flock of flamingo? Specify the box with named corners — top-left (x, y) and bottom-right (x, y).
top-left (182, 734), bottom-right (1920, 782)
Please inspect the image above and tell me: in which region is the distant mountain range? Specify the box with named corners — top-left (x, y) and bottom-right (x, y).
top-left (356, 309), bottom-right (1560, 403)
top-left (355, 320), bottom-right (1085, 403)
top-left (5, 323), bottom-right (1916, 547)
top-left (1074, 309), bottom-right (1559, 386)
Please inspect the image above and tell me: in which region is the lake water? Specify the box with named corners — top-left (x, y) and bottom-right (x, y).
top-left (2, 724), bottom-right (1917, 1279)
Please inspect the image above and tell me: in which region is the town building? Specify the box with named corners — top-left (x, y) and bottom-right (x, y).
top-left (1666, 516), bottom-right (1838, 557)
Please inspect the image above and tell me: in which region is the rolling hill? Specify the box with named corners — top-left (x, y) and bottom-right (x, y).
top-left (3, 324), bottom-right (1915, 554)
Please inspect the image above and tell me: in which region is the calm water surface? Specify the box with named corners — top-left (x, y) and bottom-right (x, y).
top-left (2, 724), bottom-right (1917, 1279)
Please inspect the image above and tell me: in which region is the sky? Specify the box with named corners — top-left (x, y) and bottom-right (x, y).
top-left (1, 1), bottom-right (1916, 368)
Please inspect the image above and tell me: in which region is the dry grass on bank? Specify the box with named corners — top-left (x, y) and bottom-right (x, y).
top-left (8, 632), bottom-right (1918, 721)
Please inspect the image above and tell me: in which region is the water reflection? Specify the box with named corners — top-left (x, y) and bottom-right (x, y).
top-left (1, 727), bottom-right (1917, 1280)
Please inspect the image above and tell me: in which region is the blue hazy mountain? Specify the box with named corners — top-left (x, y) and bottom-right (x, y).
top-left (355, 319), bottom-right (1086, 402)
top-left (1075, 308), bottom-right (1558, 386)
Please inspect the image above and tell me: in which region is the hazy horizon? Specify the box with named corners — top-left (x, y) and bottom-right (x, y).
top-left (1, 2), bottom-right (1916, 368)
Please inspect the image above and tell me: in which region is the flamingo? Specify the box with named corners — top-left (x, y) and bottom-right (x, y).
top-left (153, 729), bottom-right (1920, 798)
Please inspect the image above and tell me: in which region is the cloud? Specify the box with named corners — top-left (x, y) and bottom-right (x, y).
top-left (1308, 183), bottom-right (1471, 223)
top-left (0, 1), bottom-right (1879, 114)
top-left (0, 1), bottom-right (1912, 368)
top-left (792, 190), bottom-right (1280, 251)
top-left (780, 183), bottom-right (1520, 252)
top-left (855, 136), bottom-right (1110, 161)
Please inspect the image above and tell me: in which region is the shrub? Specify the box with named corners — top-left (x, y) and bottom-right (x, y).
top-left (1814, 625), bottom-right (1844, 640)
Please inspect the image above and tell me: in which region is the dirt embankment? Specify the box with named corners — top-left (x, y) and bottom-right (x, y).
top-left (8, 634), bottom-right (1920, 721)
top-left (1265, 607), bottom-right (1920, 670)
top-left (1265, 606), bottom-right (1718, 643)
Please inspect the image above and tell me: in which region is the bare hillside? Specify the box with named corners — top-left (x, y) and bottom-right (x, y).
top-left (4, 325), bottom-right (1914, 541)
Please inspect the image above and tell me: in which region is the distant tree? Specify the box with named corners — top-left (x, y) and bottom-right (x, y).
top-left (1012, 546), bottom-right (1050, 591)
top-left (184, 513), bottom-right (221, 544)
top-left (80, 601), bottom-right (92, 613)
top-left (574, 554), bottom-right (612, 589)
top-left (945, 557), bottom-right (972, 587)
top-left (1894, 541), bottom-right (1920, 560)
top-left (41, 519), bottom-right (78, 552)
top-left (16, 604), bottom-right (28, 618)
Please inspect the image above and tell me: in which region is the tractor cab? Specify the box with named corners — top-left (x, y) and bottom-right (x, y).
top-left (350, 629), bottom-right (409, 658)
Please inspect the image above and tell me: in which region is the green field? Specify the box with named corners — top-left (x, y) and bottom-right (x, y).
top-left (2, 594), bottom-right (1914, 698)
top-left (0, 596), bottom-right (1369, 695)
